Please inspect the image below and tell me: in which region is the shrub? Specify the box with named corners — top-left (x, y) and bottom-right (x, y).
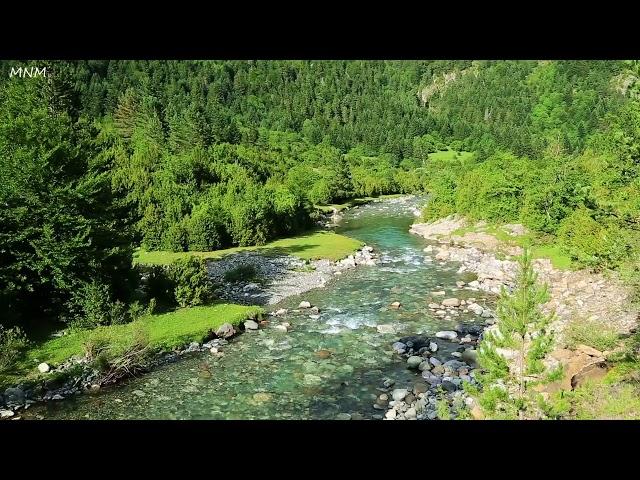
top-left (0, 326), bottom-right (30, 373)
top-left (65, 281), bottom-right (115, 329)
top-left (164, 221), bottom-right (189, 252)
top-left (564, 318), bottom-right (619, 352)
top-left (557, 208), bottom-right (629, 269)
top-left (187, 203), bottom-right (227, 251)
top-left (166, 257), bottom-right (213, 308)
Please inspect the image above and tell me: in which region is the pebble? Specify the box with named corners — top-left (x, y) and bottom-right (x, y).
top-left (429, 357), bottom-right (442, 367)
top-left (429, 342), bottom-right (438, 352)
top-left (405, 407), bottom-right (417, 420)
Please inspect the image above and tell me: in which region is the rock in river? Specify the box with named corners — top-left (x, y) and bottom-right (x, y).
top-left (435, 331), bottom-right (458, 341)
top-left (407, 356), bottom-right (422, 369)
top-left (216, 323), bottom-right (236, 339)
top-left (244, 320), bottom-right (259, 330)
top-left (299, 301), bottom-right (312, 309)
top-left (37, 362), bottom-right (50, 373)
top-left (377, 324), bottom-right (395, 334)
top-left (392, 389), bottom-right (409, 402)
top-left (390, 301), bottom-right (401, 309)
top-left (315, 349), bottom-right (332, 359)
top-left (442, 298), bottom-right (461, 307)
top-left (4, 387), bottom-right (24, 406)
top-left (405, 407), bottom-right (417, 420)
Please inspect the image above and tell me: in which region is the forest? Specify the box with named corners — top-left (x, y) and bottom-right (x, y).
top-left (1, 59), bottom-right (639, 339)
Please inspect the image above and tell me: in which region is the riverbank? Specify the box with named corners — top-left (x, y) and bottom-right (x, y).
top-left (0, 303), bottom-right (263, 419)
top-left (409, 215), bottom-right (640, 419)
top-left (1, 221), bottom-right (377, 419)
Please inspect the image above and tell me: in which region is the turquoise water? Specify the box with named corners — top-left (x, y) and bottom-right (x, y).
top-left (27, 196), bottom-right (490, 420)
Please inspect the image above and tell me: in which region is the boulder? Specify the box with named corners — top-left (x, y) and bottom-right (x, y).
top-left (390, 301), bottom-right (401, 309)
top-left (407, 356), bottom-right (422, 369)
top-left (37, 362), bottom-right (50, 373)
top-left (435, 331), bottom-right (458, 341)
top-left (392, 389), bottom-right (409, 402)
top-left (467, 303), bottom-right (484, 315)
top-left (273, 308), bottom-right (288, 316)
top-left (3, 387), bottom-right (24, 406)
top-left (244, 320), bottom-right (259, 331)
top-left (298, 301), bottom-right (312, 309)
top-left (215, 323), bottom-right (236, 339)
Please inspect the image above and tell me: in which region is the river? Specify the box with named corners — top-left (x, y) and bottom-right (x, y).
top-left (25, 196), bottom-right (491, 420)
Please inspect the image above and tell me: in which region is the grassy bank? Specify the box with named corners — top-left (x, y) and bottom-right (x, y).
top-left (134, 231), bottom-right (364, 266)
top-left (451, 223), bottom-right (573, 270)
top-left (1, 303), bottom-right (263, 388)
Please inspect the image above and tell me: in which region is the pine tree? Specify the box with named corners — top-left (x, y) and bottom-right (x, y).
top-left (476, 247), bottom-right (555, 417)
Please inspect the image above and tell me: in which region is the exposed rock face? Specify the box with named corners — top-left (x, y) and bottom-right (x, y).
top-left (412, 218), bottom-right (638, 342)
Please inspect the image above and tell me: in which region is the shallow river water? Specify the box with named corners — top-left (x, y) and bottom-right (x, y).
top-left (27, 196), bottom-right (490, 420)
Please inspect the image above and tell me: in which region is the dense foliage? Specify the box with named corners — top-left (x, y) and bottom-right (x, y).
top-left (1, 59), bottom-right (638, 334)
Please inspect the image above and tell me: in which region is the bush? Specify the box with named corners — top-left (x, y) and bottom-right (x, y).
top-left (164, 221), bottom-right (189, 252)
top-left (166, 257), bottom-right (213, 308)
top-left (187, 203), bottom-right (227, 251)
top-left (557, 208), bottom-right (627, 269)
top-left (66, 281), bottom-right (156, 329)
top-left (0, 326), bottom-right (30, 373)
top-left (564, 318), bottom-right (619, 352)
top-left (65, 281), bottom-right (115, 329)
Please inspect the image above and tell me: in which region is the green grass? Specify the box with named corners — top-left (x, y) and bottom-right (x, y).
top-left (451, 222), bottom-right (574, 270)
top-left (428, 149), bottom-right (475, 163)
top-left (2, 304), bottom-right (262, 386)
top-left (564, 318), bottom-right (620, 352)
top-left (571, 381), bottom-right (640, 419)
top-left (134, 231), bottom-right (364, 266)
